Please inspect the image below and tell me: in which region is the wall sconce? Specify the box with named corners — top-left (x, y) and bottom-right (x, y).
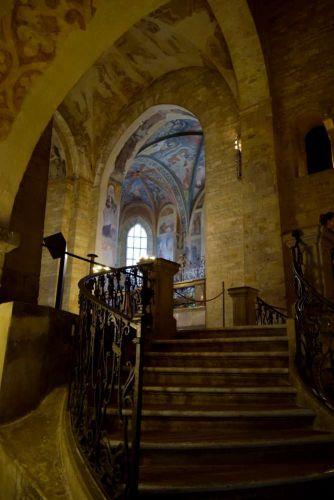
top-left (234, 135), bottom-right (242, 179)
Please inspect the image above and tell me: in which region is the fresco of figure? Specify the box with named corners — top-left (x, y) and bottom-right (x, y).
top-left (102, 184), bottom-right (118, 240)
top-left (49, 144), bottom-right (66, 179)
top-left (157, 233), bottom-right (174, 260)
top-left (168, 148), bottom-right (192, 189)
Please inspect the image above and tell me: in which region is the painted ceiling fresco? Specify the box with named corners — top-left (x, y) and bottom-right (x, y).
top-left (58, 0), bottom-right (236, 168)
top-left (120, 115), bottom-right (205, 227)
top-left (49, 128), bottom-right (66, 180)
top-left (0, 0), bottom-right (97, 141)
top-left (141, 118), bottom-right (202, 147)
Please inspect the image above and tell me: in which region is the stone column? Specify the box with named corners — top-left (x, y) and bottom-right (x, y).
top-left (240, 100), bottom-right (285, 309)
top-left (139, 258), bottom-right (179, 341)
top-left (0, 122), bottom-right (52, 304)
top-left (227, 285), bottom-right (259, 326)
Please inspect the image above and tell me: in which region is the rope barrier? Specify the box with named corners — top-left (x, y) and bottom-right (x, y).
top-left (174, 289), bottom-right (224, 304)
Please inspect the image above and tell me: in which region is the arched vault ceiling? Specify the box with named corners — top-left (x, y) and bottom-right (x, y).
top-left (59, 0), bottom-right (237, 167)
top-left (120, 115), bottom-right (205, 229)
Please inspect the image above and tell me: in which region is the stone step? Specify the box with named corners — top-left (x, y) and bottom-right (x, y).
top-left (177, 325), bottom-right (287, 339)
top-left (149, 336), bottom-right (288, 353)
top-left (144, 351), bottom-right (289, 368)
top-left (142, 385), bottom-right (297, 406)
top-left (135, 431), bottom-right (334, 468)
top-left (143, 366), bottom-right (291, 386)
top-left (138, 463), bottom-right (334, 499)
top-left (106, 407), bottom-right (315, 433)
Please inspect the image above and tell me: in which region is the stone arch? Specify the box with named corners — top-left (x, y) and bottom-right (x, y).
top-left (0, 0), bottom-right (168, 226)
top-left (52, 111), bottom-right (79, 179)
top-left (91, 66), bottom-right (242, 325)
top-left (93, 67), bottom-right (237, 248)
top-left (208, 0), bottom-right (270, 109)
top-left (0, 0), bottom-right (269, 229)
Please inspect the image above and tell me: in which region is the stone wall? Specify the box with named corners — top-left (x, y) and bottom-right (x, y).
top-left (0, 122), bottom-right (52, 304)
top-left (39, 178), bottom-right (74, 309)
top-left (92, 66), bottom-right (285, 326)
top-left (249, 0), bottom-right (334, 304)
top-left (0, 302), bottom-right (77, 424)
top-left (39, 176), bottom-right (95, 313)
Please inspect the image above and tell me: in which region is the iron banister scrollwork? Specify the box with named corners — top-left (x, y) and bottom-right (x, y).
top-left (256, 296), bottom-right (288, 325)
top-left (293, 260), bottom-right (334, 410)
top-left (69, 265), bottom-right (152, 499)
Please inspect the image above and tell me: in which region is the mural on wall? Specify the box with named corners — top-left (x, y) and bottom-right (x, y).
top-left (49, 130), bottom-right (66, 179)
top-left (146, 118), bottom-right (201, 144)
top-left (0, 0), bottom-right (97, 141)
top-left (101, 179), bottom-right (121, 266)
top-left (157, 205), bottom-right (176, 261)
top-left (54, 0), bottom-right (236, 164)
top-left (193, 139), bottom-right (205, 200)
top-left (115, 111), bottom-right (166, 174)
top-left (190, 238), bottom-right (202, 265)
top-left (137, 117), bottom-right (204, 214)
top-left (118, 111), bottom-right (205, 270)
top-left (121, 161), bottom-right (174, 210)
top-left (191, 212), bottom-right (201, 236)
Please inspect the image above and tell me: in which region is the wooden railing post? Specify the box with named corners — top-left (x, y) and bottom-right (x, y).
top-left (139, 258), bottom-right (179, 340)
top-left (227, 286), bottom-right (259, 326)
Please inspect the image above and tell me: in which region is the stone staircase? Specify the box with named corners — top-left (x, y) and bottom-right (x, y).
top-left (108, 324), bottom-right (334, 499)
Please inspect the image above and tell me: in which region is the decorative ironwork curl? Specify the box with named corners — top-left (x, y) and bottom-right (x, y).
top-left (174, 258), bottom-right (205, 283)
top-left (69, 264), bottom-right (152, 498)
top-left (293, 261), bottom-right (334, 410)
top-left (256, 297), bottom-right (287, 325)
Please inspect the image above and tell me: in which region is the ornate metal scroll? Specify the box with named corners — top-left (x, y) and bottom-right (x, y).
top-left (84, 266), bottom-right (147, 318)
top-left (173, 286), bottom-right (196, 308)
top-left (174, 258), bottom-right (205, 283)
top-left (256, 297), bottom-right (287, 325)
top-left (69, 265), bottom-right (152, 498)
top-left (293, 261), bottom-right (334, 410)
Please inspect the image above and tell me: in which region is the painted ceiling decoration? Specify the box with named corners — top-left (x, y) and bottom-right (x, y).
top-left (120, 114), bottom-right (205, 232)
top-left (49, 128), bottom-right (66, 180)
top-left (0, 0), bottom-right (97, 141)
top-left (56, 0), bottom-right (236, 169)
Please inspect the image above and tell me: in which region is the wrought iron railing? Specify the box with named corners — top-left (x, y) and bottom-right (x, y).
top-left (173, 278), bottom-right (206, 309)
top-left (293, 259), bottom-right (334, 410)
top-left (68, 265), bottom-right (152, 498)
top-left (174, 258), bottom-right (205, 283)
top-left (256, 296), bottom-right (288, 325)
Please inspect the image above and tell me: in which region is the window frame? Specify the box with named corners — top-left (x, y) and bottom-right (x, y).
top-left (126, 223), bottom-right (148, 266)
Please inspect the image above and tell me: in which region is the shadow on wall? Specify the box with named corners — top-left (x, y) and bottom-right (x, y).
top-left (0, 301), bottom-right (77, 424)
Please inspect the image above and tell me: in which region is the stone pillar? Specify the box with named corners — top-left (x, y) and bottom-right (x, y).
top-left (39, 177), bottom-right (74, 309)
top-left (64, 177), bottom-right (94, 313)
top-left (0, 122), bottom-right (52, 304)
top-left (240, 99), bottom-right (285, 309)
top-left (139, 258), bottom-right (179, 341)
top-left (283, 226), bottom-right (334, 302)
top-left (227, 286), bottom-right (259, 326)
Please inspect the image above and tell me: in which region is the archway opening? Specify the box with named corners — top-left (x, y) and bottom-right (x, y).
top-left (99, 106), bottom-right (206, 276)
top-left (126, 223), bottom-right (148, 266)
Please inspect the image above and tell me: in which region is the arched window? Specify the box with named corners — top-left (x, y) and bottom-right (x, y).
top-left (305, 125), bottom-right (333, 174)
top-left (126, 223), bottom-right (147, 266)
